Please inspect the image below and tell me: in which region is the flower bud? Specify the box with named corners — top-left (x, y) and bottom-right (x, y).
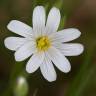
top-left (14, 76), bottom-right (28, 96)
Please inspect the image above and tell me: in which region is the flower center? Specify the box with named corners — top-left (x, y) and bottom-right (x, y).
top-left (36, 36), bottom-right (51, 51)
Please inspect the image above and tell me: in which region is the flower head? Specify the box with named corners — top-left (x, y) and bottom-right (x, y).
top-left (4, 6), bottom-right (84, 82)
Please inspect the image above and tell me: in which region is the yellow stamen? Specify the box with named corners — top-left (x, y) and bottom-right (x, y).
top-left (36, 36), bottom-right (51, 51)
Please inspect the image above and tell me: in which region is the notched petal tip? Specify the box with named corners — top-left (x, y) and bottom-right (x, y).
top-left (74, 28), bottom-right (81, 36)
top-left (14, 53), bottom-right (22, 62)
top-left (7, 20), bottom-right (18, 30)
top-left (4, 38), bottom-right (9, 48)
top-left (34, 6), bottom-right (44, 11)
top-left (41, 71), bottom-right (57, 82)
top-left (51, 7), bottom-right (60, 17)
top-left (14, 51), bottom-right (27, 62)
top-left (68, 28), bottom-right (81, 37)
top-left (47, 77), bottom-right (57, 82)
top-left (51, 7), bottom-right (59, 11)
top-left (77, 44), bottom-right (84, 55)
top-left (4, 37), bottom-right (14, 50)
top-left (26, 66), bottom-right (32, 74)
top-left (64, 64), bottom-right (71, 73)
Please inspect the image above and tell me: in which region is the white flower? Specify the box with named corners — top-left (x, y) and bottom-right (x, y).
top-left (4, 6), bottom-right (84, 82)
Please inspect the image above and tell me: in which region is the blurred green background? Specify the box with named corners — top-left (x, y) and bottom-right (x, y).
top-left (0, 0), bottom-right (96, 96)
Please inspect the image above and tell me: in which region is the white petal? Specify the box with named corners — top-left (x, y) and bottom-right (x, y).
top-left (33, 6), bottom-right (46, 37)
top-left (53, 43), bottom-right (84, 56)
top-left (46, 7), bottom-right (60, 35)
top-left (15, 41), bottom-right (36, 61)
top-left (26, 52), bottom-right (45, 73)
top-left (7, 20), bottom-right (33, 37)
top-left (40, 55), bottom-right (56, 82)
top-left (51, 28), bottom-right (81, 42)
top-left (47, 47), bottom-right (71, 73)
top-left (4, 37), bottom-right (28, 51)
